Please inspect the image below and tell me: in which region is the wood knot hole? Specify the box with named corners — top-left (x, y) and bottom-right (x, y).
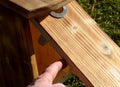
top-left (99, 42), bottom-right (113, 55)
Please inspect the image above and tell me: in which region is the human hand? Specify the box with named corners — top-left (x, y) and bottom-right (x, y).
top-left (27, 61), bottom-right (66, 87)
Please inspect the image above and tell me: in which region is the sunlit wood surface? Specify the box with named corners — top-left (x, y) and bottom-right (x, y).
top-left (37, 1), bottom-right (120, 87)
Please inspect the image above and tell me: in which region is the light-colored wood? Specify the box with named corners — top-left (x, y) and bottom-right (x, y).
top-left (38, 1), bottom-right (120, 87)
top-left (31, 54), bottom-right (39, 78)
top-left (10, 0), bottom-right (73, 11)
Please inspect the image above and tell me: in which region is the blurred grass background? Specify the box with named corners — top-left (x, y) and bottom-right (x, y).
top-left (63, 0), bottom-right (120, 87)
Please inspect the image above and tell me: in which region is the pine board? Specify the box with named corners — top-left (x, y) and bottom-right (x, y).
top-left (36, 1), bottom-right (120, 87)
top-left (10, 0), bottom-right (73, 11)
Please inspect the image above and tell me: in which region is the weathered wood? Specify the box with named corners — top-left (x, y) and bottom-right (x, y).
top-left (0, 0), bottom-right (73, 18)
top-left (33, 1), bottom-right (120, 87)
top-left (10, 0), bottom-right (73, 11)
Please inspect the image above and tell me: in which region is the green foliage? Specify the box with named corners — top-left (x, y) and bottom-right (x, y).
top-left (63, 73), bottom-right (85, 87)
top-left (64, 0), bottom-right (120, 86)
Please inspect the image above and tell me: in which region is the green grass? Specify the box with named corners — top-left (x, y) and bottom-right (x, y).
top-left (63, 0), bottom-right (120, 86)
top-left (63, 73), bottom-right (85, 87)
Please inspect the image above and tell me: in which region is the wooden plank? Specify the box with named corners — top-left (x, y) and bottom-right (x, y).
top-left (0, 0), bottom-right (73, 18)
top-left (29, 20), bottom-right (71, 83)
top-left (0, 1), bottom-right (29, 18)
top-left (31, 19), bottom-right (93, 87)
top-left (10, 0), bottom-right (73, 11)
top-left (34, 1), bottom-right (120, 87)
top-left (31, 54), bottom-right (39, 79)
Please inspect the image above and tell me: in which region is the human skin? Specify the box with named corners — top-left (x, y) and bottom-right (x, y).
top-left (27, 61), bottom-right (66, 87)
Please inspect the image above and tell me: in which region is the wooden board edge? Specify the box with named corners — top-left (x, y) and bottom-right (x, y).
top-left (30, 19), bottom-right (93, 87)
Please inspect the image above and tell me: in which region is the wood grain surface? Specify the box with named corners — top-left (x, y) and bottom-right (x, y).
top-left (0, 0), bottom-right (73, 18)
top-left (10, 0), bottom-right (73, 11)
top-left (37, 1), bottom-right (120, 87)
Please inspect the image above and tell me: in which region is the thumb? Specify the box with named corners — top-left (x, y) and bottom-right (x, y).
top-left (53, 83), bottom-right (66, 87)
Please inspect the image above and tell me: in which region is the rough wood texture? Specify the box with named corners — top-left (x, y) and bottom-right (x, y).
top-left (0, 0), bottom-right (73, 18)
top-left (36, 1), bottom-right (120, 87)
top-left (10, 0), bottom-right (73, 11)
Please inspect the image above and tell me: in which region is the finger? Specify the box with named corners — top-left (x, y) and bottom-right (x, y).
top-left (39, 61), bottom-right (63, 83)
top-left (53, 83), bottom-right (66, 87)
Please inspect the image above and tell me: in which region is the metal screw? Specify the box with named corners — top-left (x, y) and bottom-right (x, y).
top-left (50, 6), bottom-right (67, 18)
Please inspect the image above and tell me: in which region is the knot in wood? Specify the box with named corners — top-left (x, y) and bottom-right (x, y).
top-left (99, 42), bottom-right (113, 55)
top-left (71, 26), bottom-right (79, 34)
